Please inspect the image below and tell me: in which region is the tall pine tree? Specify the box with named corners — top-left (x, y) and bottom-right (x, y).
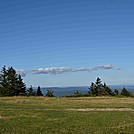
top-left (37, 86), bottom-right (43, 96)
top-left (0, 66), bottom-right (9, 96)
top-left (27, 85), bottom-right (36, 96)
top-left (0, 66), bottom-right (26, 96)
top-left (88, 77), bottom-right (113, 96)
top-left (16, 74), bottom-right (26, 96)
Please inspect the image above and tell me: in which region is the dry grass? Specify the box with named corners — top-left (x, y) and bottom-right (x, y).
top-left (65, 108), bottom-right (134, 111)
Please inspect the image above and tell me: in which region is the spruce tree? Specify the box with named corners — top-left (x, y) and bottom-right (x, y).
top-left (37, 86), bottom-right (43, 96)
top-left (27, 85), bottom-right (36, 96)
top-left (0, 66), bottom-right (9, 96)
top-left (16, 75), bottom-right (26, 96)
top-left (121, 87), bottom-right (131, 97)
top-left (0, 66), bottom-right (26, 96)
top-left (88, 77), bottom-right (113, 96)
top-left (94, 77), bottom-right (102, 96)
top-left (7, 66), bottom-right (19, 96)
top-left (88, 82), bottom-right (96, 95)
top-left (114, 89), bottom-right (119, 96)
top-left (45, 89), bottom-right (54, 97)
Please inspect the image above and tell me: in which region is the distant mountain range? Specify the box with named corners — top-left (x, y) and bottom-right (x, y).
top-left (34, 85), bottom-right (134, 97)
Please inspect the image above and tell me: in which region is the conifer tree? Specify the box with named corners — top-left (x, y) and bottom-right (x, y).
top-left (27, 85), bottom-right (36, 96)
top-left (37, 86), bottom-right (43, 96)
top-left (88, 77), bottom-right (113, 96)
top-left (7, 66), bottom-right (19, 96)
top-left (114, 89), bottom-right (119, 96)
top-left (0, 66), bottom-right (9, 96)
top-left (121, 87), bottom-right (131, 97)
top-left (16, 75), bottom-right (26, 96)
top-left (0, 66), bottom-right (26, 96)
top-left (88, 82), bottom-right (96, 95)
top-left (45, 89), bottom-right (54, 97)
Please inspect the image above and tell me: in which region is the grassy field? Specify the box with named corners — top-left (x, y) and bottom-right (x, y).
top-left (0, 97), bottom-right (134, 134)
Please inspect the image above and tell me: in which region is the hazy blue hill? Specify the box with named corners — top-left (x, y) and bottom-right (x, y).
top-left (34, 85), bottom-right (134, 97)
top-left (41, 86), bottom-right (89, 97)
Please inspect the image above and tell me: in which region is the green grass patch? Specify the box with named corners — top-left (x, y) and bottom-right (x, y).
top-left (0, 97), bottom-right (134, 134)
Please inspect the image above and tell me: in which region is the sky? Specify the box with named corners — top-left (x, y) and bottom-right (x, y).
top-left (0, 0), bottom-right (134, 87)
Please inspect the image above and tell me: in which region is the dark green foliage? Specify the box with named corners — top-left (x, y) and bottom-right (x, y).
top-left (0, 66), bottom-right (9, 96)
top-left (17, 74), bottom-right (26, 96)
top-left (95, 77), bottom-right (102, 90)
top-left (121, 87), bottom-right (132, 97)
top-left (37, 86), bottom-right (43, 96)
top-left (27, 85), bottom-right (36, 96)
top-left (88, 77), bottom-right (113, 96)
top-left (114, 89), bottom-right (119, 96)
top-left (102, 84), bottom-right (114, 96)
top-left (0, 66), bottom-right (26, 96)
top-left (45, 89), bottom-right (54, 97)
top-left (88, 82), bottom-right (96, 95)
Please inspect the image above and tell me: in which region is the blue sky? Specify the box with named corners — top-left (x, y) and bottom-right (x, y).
top-left (0, 0), bottom-right (134, 87)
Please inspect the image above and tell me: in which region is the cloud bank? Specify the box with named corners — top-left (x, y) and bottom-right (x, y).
top-left (17, 64), bottom-right (113, 76)
top-left (32, 64), bottom-right (113, 75)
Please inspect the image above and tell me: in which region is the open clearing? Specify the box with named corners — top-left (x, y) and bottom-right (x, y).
top-left (0, 96), bottom-right (134, 134)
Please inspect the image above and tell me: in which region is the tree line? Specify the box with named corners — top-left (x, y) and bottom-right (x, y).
top-left (88, 77), bottom-right (133, 97)
top-left (0, 66), bottom-right (45, 96)
top-left (0, 66), bottom-right (133, 97)
top-left (64, 78), bottom-right (133, 97)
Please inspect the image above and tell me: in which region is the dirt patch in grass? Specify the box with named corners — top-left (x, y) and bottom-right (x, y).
top-left (65, 108), bottom-right (134, 111)
top-left (33, 108), bottom-right (134, 111)
top-left (0, 115), bottom-right (8, 119)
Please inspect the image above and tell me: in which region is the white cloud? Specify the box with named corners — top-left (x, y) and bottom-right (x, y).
top-left (16, 64), bottom-right (114, 77)
top-left (31, 64), bottom-right (113, 75)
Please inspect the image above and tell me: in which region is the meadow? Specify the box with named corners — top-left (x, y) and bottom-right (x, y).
top-left (0, 97), bottom-right (134, 134)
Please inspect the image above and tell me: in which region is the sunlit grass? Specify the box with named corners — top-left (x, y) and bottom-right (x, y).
top-left (0, 97), bottom-right (134, 134)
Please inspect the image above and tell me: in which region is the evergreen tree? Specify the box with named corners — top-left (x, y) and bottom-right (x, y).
top-left (95, 77), bottom-right (103, 96)
top-left (7, 66), bottom-right (19, 96)
top-left (105, 86), bottom-right (113, 96)
top-left (0, 66), bottom-right (26, 96)
top-left (102, 83), bottom-right (113, 96)
top-left (0, 66), bottom-right (9, 96)
top-left (95, 77), bottom-right (102, 89)
top-left (88, 82), bottom-right (96, 95)
top-left (121, 87), bottom-right (131, 97)
top-left (114, 89), bottom-right (119, 96)
top-left (37, 86), bottom-right (43, 96)
top-left (27, 85), bottom-right (36, 96)
top-left (16, 75), bottom-right (26, 96)
top-left (88, 77), bottom-right (113, 96)
top-left (45, 89), bottom-right (54, 97)
top-left (89, 77), bottom-right (102, 96)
